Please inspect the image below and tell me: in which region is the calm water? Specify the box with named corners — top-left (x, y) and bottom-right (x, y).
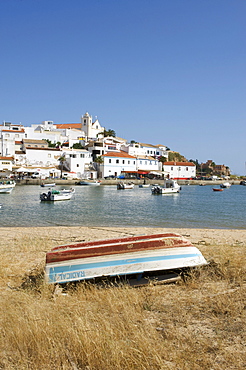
top-left (0, 184), bottom-right (245, 229)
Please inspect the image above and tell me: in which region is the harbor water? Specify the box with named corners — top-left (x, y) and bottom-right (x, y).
top-left (0, 184), bottom-right (245, 229)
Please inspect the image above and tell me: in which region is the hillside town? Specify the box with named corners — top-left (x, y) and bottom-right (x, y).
top-left (0, 112), bottom-right (231, 180)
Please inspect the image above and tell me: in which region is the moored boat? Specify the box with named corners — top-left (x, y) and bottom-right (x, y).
top-left (213, 188), bottom-right (223, 192)
top-left (40, 188), bottom-right (75, 201)
top-left (45, 233), bottom-right (207, 284)
top-left (40, 183), bottom-right (56, 187)
top-left (151, 179), bottom-right (181, 194)
top-left (117, 181), bottom-right (134, 189)
top-left (220, 182), bottom-right (231, 188)
top-left (0, 180), bottom-right (16, 193)
top-left (77, 180), bottom-right (101, 186)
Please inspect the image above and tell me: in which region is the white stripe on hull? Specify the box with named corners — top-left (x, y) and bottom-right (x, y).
top-left (46, 246), bottom-right (207, 284)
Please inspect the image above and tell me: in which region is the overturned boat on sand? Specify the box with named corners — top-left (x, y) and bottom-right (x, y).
top-left (45, 233), bottom-right (207, 284)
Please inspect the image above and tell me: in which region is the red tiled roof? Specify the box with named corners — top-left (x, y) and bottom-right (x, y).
top-left (164, 161), bottom-right (196, 166)
top-left (0, 156), bottom-right (14, 160)
top-left (102, 151), bottom-right (136, 159)
top-left (56, 123), bottom-right (82, 129)
top-left (1, 129), bottom-right (25, 133)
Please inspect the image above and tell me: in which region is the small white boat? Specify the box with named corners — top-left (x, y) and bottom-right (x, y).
top-left (40, 188), bottom-right (75, 201)
top-left (77, 180), bottom-right (101, 186)
top-left (220, 182), bottom-right (231, 188)
top-left (152, 179), bottom-right (181, 195)
top-left (40, 183), bottom-right (56, 187)
top-left (117, 181), bottom-right (134, 189)
top-left (0, 180), bottom-right (16, 193)
top-left (139, 183), bottom-right (150, 188)
top-left (45, 233), bottom-right (207, 284)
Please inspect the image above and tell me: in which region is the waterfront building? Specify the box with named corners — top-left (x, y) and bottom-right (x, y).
top-left (0, 156), bottom-right (14, 172)
top-left (61, 148), bottom-right (96, 179)
top-left (101, 151), bottom-right (136, 178)
top-left (15, 139), bottom-right (62, 168)
top-left (163, 161), bottom-right (196, 180)
top-left (135, 155), bottom-right (159, 175)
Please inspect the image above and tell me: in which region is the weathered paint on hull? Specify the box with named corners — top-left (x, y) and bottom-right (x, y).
top-left (46, 246), bottom-right (206, 284)
top-left (45, 233), bottom-right (207, 284)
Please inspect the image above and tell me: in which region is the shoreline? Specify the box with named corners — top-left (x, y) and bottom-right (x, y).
top-left (1, 226), bottom-right (245, 246)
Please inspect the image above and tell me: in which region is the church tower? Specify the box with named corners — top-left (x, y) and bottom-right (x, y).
top-left (81, 112), bottom-right (105, 140)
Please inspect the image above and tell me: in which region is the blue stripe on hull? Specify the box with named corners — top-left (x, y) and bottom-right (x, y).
top-left (47, 252), bottom-right (202, 283)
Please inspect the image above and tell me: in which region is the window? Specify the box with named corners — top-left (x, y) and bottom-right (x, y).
top-left (186, 167), bottom-right (188, 171)
top-left (109, 159), bottom-right (111, 163)
top-left (77, 164), bottom-right (79, 167)
top-left (128, 161), bottom-right (130, 164)
top-left (122, 160), bottom-right (125, 164)
top-left (80, 154), bottom-right (84, 158)
top-left (171, 167), bottom-right (173, 170)
top-left (133, 161), bottom-right (135, 164)
top-left (178, 167), bottom-right (181, 171)
top-left (140, 161), bottom-right (142, 164)
top-left (116, 159), bottom-right (119, 164)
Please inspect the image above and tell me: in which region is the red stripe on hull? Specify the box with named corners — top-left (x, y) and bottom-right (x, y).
top-left (46, 234), bottom-right (193, 264)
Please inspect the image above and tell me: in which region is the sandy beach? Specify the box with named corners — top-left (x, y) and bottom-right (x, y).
top-left (1, 226), bottom-right (245, 289)
top-left (1, 226), bottom-right (245, 369)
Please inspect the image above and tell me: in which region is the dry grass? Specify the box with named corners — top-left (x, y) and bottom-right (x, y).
top-left (0, 227), bottom-right (245, 369)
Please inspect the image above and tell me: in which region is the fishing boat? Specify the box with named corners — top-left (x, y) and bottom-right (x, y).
top-left (77, 180), bottom-right (101, 186)
top-left (40, 188), bottom-right (75, 201)
top-left (45, 233), bottom-right (207, 284)
top-left (117, 181), bottom-right (135, 189)
top-left (220, 182), bottom-right (231, 188)
top-left (213, 188), bottom-right (223, 192)
top-left (0, 180), bottom-right (16, 193)
top-left (151, 179), bottom-right (181, 194)
top-left (139, 184), bottom-right (150, 188)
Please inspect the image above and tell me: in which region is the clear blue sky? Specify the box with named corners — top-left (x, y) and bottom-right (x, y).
top-left (1, 0), bottom-right (245, 175)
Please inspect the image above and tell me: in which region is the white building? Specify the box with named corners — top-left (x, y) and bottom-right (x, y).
top-left (86, 136), bottom-right (127, 160)
top-left (121, 142), bottom-right (168, 159)
top-left (0, 123), bottom-right (26, 157)
top-left (135, 155), bottom-right (160, 175)
top-left (0, 156), bottom-right (14, 172)
top-left (101, 151), bottom-right (136, 178)
top-left (163, 161), bottom-right (196, 180)
top-left (61, 148), bottom-right (96, 179)
top-left (15, 139), bottom-right (62, 168)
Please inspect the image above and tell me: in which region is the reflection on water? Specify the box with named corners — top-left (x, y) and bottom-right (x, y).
top-left (0, 184), bottom-right (245, 229)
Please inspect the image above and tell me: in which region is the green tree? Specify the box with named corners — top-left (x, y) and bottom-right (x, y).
top-left (72, 142), bottom-right (84, 149)
top-left (44, 139), bottom-right (56, 148)
top-left (94, 155), bottom-right (104, 164)
top-left (99, 129), bottom-right (116, 137)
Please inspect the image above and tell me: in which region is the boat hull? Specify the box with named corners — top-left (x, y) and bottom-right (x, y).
top-left (0, 181), bottom-right (16, 193)
top-left (45, 233), bottom-right (207, 284)
top-left (152, 186), bottom-right (180, 194)
top-left (40, 188), bottom-right (75, 201)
